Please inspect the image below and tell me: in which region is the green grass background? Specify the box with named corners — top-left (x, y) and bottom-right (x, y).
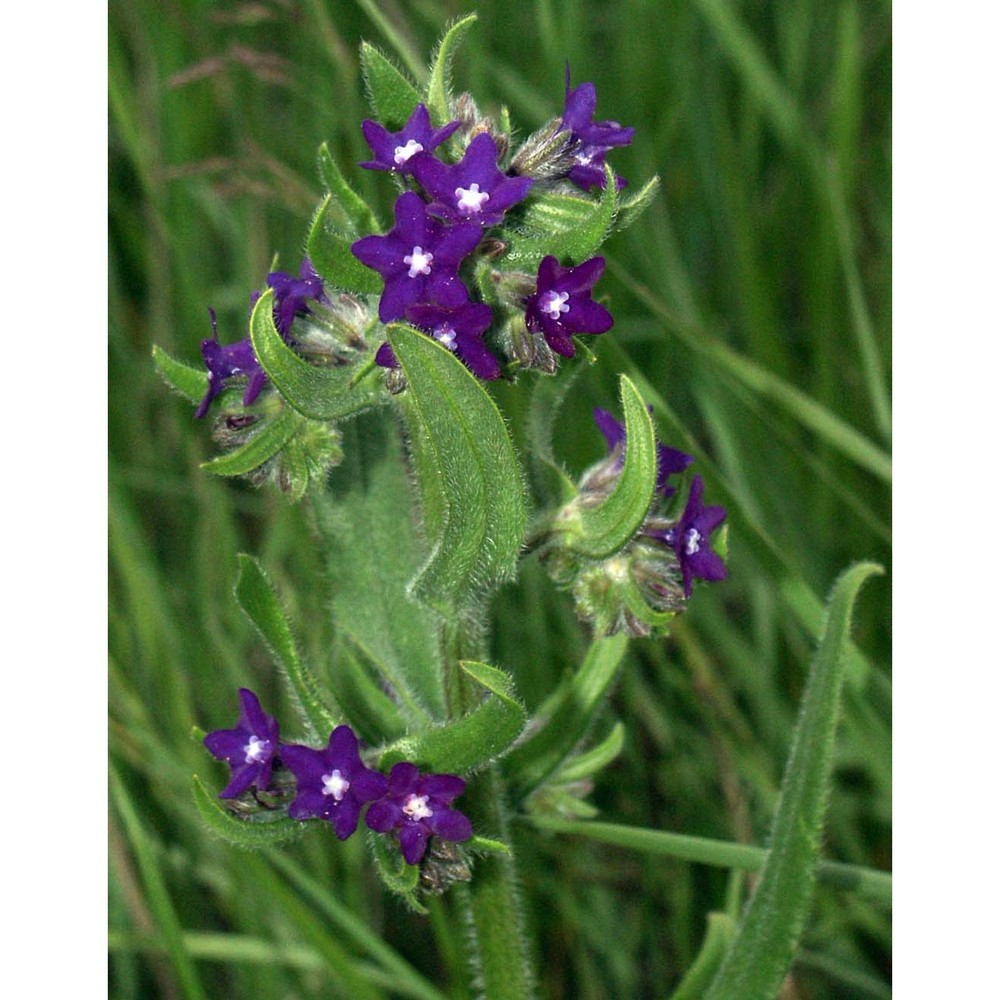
top-left (109, 1), bottom-right (891, 996)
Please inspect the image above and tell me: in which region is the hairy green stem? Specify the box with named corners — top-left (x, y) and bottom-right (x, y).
top-left (456, 767), bottom-right (537, 1000)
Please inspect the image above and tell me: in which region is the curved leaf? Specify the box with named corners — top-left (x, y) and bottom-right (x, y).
top-left (234, 554), bottom-right (338, 739)
top-left (379, 662), bottom-right (526, 774)
top-left (549, 720), bottom-right (626, 784)
top-left (505, 633), bottom-right (628, 797)
top-left (388, 323), bottom-right (527, 613)
top-left (705, 562), bottom-right (884, 999)
top-left (360, 41), bottom-right (422, 130)
top-left (249, 290), bottom-right (386, 420)
top-left (504, 164), bottom-right (618, 269)
top-left (307, 196), bottom-right (384, 296)
top-left (425, 14), bottom-right (478, 127)
top-left (200, 406), bottom-right (299, 476)
top-left (317, 141), bottom-right (380, 237)
top-left (671, 914), bottom-right (736, 1000)
top-left (562, 374), bottom-right (657, 558)
top-left (152, 345), bottom-right (207, 403)
top-left (191, 775), bottom-right (306, 849)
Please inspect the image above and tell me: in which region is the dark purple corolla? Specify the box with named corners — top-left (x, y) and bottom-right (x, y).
top-left (266, 258), bottom-right (326, 339)
top-left (351, 191), bottom-right (483, 322)
top-left (203, 688), bottom-right (281, 798)
top-left (560, 68), bottom-right (634, 191)
top-left (360, 103), bottom-right (461, 174)
top-left (281, 726), bottom-right (389, 841)
top-left (524, 255), bottom-right (614, 357)
top-left (195, 308), bottom-right (268, 419)
top-left (365, 762), bottom-right (473, 865)
top-left (648, 475), bottom-right (727, 598)
top-left (376, 302), bottom-right (499, 380)
top-left (594, 407), bottom-right (693, 498)
top-left (411, 132), bottom-right (534, 226)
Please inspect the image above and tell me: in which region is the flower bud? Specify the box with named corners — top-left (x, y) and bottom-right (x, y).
top-left (510, 118), bottom-right (578, 180)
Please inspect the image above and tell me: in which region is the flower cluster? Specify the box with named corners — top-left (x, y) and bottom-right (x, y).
top-left (203, 689), bottom-right (473, 866)
top-left (194, 259), bottom-right (331, 419)
top-left (544, 409), bottom-right (727, 637)
top-left (352, 75), bottom-right (631, 380)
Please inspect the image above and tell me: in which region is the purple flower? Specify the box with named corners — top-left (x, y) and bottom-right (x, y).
top-left (410, 132), bottom-right (534, 226)
top-left (360, 103), bottom-right (461, 175)
top-left (524, 255), bottom-right (614, 357)
top-left (266, 258), bottom-right (326, 339)
top-left (560, 68), bottom-right (634, 192)
top-left (203, 689), bottom-right (281, 798)
top-left (648, 475), bottom-right (727, 598)
top-left (376, 302), bottom-right (499, 380)
top-left (281, 726), bottom-right (389, 841)
top-left (351, 192), bottom-right (483, 322)
top-left (195, 308), bottom-right (268, 419)
top-left (594, 407), bottom-right (693, 498)
top-left (365, 762), bottom-right (473, 865)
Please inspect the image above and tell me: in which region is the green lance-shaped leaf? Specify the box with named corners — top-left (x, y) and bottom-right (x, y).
top-left (705, 561), bottom-right (884, 1000)
top-left (307, 196), bottom-right (384, 296)
top-left (614, 175), bottom-right (661, 232)
top-left (425, 13), bottom-right (478, 127)
top-left (671, 914), bottom-right (737, 1000)
top-left (360, 41), bottom-right (423, 130)
top-left (387, 323), bottom-right (527, 614)
top-left (191, 775), bottom-right (306, 849)
top-left (317, 142), bottom-right (380, 237)
top-left (503, 164), bottom-right (618, 270)
top-left (505, 633), bottom-right (628, 797)
top-left (551, 720), bottom-right (626, 784)
top-left (561, 374), bottom-right (658, 558)
top-left (312, 410), bottom-right (446, 722)
top-left (234, 554), bottom-right (338, 739)
top-left (379, 662), bottom-right (526, 774)
top-left (152, 345), bottom-right (207, 403)
top-left (248, 289), bottom-right (386, 421)
top-left (200, 405), bottom-right (300, 476)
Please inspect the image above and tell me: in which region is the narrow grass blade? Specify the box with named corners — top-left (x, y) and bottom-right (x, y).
top-left (705, 562), bottom-right (884, 999)
top-left (110, 765), bottom-right (209, 1000)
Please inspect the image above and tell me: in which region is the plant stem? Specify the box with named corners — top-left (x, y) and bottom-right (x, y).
top-left (456, 766), bottom-right (537, 1000)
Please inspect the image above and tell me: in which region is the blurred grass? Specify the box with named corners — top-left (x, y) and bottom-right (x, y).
top-left (109, 1), bottom-right (891, 997)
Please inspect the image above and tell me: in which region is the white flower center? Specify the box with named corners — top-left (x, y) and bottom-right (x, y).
top-left (322, 769), bottom-right (351, 802)
top-left (455, 182), bottom-right (490, 214)
top-left (684, 528), bottom-right (702, 556)
top-left (540, 290), bottom-right (570, 320)
top-left (404, 246), bottom-right (434, 278)
top-left (576, 150), bottom-right (594, 165)
top-left (393, 139), bottom-right (424, 165)
top-left (402, 793), bottom-right (433, 821)
top-left (434, 324), bottom-right (458, 351)
top-left (243, 735), bottom-right (270, 764)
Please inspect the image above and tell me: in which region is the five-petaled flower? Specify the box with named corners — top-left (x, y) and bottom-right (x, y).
top-left (593, 407), bottom-right (693, 498)
top-left (365, 762), bottom-right (473, 865)
top-left (351, 191), bottom-right (483, 322)
top-left (195, 308), bottom-right (268, 419)
top-left (411, 132), bottom-right (534, 226)
top-left (266, 258), bottom-right (327, 339)
top-left (360, 104), bottom-right (461, 174)
top-left (647, 475), bottom-right (727, 598)
top-left (560, 68), bottom-right (634, 191)
top-left (281, 726), bottom-right (390, 840)
top-left (524, 255), bottom-right (614, 357)
top-left (376, 302), bottom-right (499, 380)
top-left (203, 688), bottom-right (281, 798)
